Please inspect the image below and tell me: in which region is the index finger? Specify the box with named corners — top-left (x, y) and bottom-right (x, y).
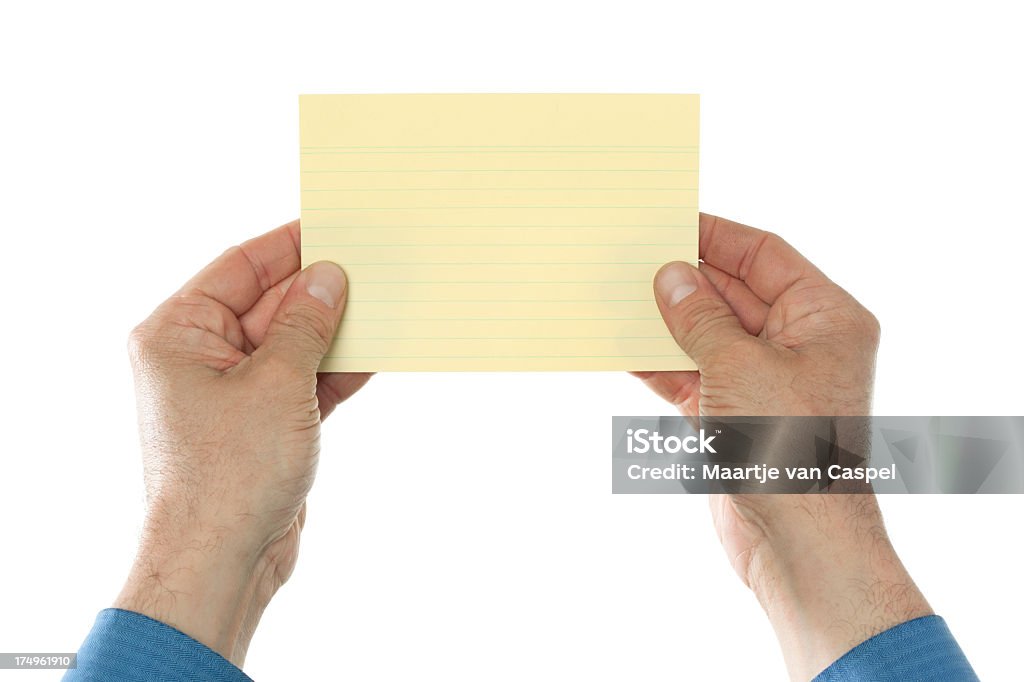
top-left (179, 220), bottom-right (302, 316)
top-left (699, 213), bottom-right (826, 304)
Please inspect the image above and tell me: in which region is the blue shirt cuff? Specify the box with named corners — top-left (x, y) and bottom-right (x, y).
top-left (64, 608), bottom-right (252, 681)
top-left (813, 615), bottom-right (978, 681)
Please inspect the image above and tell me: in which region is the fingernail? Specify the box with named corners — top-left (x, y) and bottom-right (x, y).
top-left (656, 262), bottom-right (698, 307)
top-left (305, 261), bottom-right (347, 309)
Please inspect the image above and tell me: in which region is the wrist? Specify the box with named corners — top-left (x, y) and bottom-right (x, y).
top-left (114, 518), bottom-right (280, 667)
top-left (746, 496), bottom-right (932, 681)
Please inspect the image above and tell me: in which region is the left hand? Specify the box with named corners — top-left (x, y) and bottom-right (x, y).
top-left (116, 220), bottom-right (370, 666)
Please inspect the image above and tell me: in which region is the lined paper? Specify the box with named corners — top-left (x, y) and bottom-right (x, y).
top-left (299, 94), bottom-right (699, 371)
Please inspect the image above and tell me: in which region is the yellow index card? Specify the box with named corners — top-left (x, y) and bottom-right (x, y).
top-left (299, 94), bottom-right (699, 372)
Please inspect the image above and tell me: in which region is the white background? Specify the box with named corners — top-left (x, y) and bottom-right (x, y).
top-left (1, 1), bottom-right (1022, 680)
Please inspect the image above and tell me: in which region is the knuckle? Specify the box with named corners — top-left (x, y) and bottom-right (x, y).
top-left (126, 323), bottom-right (147, 356)
top-left (261, 353), bottom-right (317, 391)
top-left (676, 297), bottom-right (736, 340)
top-left (704, 335), bottom-right (761, 369)
top-left (127, 319), bottom-right (160, 366)
top-left (672, 296), bottom-right (762, 368)
top-left (757, 230), bottom-right (788, 258)
top-left (274, 303), bottom-right (332, 352)
top-left (859, 308), bottom-right (881, 344)
top-left (834, 302), bottom-right (881, 346)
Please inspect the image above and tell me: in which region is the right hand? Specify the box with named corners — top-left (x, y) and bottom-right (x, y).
top-left (635, 213), bottom-right (930, 681)
top-left (637, 212), bottom-right (882, 585)
top-left (637, 212), bottom-right (880, 420)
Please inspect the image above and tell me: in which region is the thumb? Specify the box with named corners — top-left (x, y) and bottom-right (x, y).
top-left (257, 261), bottom-right (347, 375)
top-left (654, 261), bottom-right (752, 367)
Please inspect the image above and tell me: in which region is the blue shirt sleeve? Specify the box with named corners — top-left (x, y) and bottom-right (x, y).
top-left (813, 615), bottom-right (978, 681)
top-left (64, 609), bottom-right (976, 681)
top-left (64, 608), bottom-right (252, 681)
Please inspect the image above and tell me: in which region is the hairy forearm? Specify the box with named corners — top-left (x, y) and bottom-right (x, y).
top-left (113, 520), bottom-right (275, 667)
top-left (747, 495), bottom-right (932, 681)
